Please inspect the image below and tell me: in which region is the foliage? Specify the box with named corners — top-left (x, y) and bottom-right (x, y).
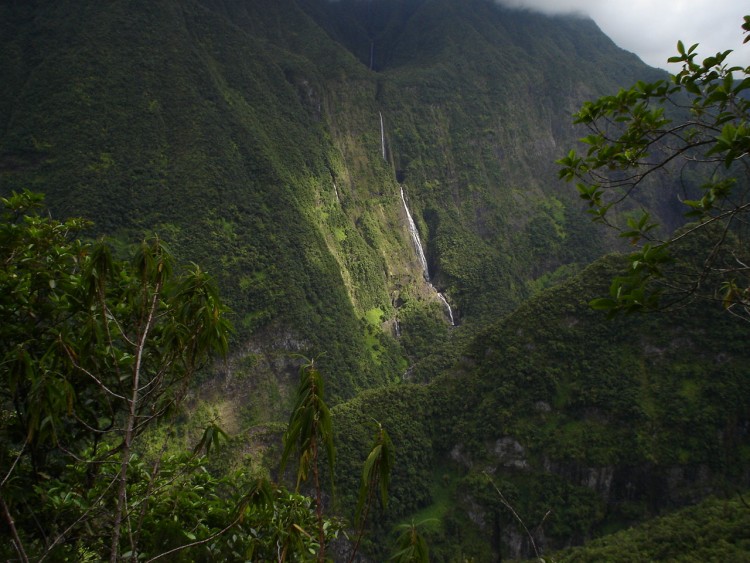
top-left (356, 421), bottom-right (395, 524)
top-left (485, 472), bottom-right (548, 561)
top-left (0, 0), bottom-right (666, 406)
top-left (4, 3), bottom-right (750, 561)
top-left (332, 384), bottom-right (433, 539)
top-left (329, 252), bottom-right (750, 560)
top-left (434, 256), bottom-right (749, 558)
top-left (0, 190), bottom-right (403, 561)
top-left (282, 359), bottom-right (336, 489)
top-left (347, 421), bottom-right (395, 562)
top-left (280, 357), bottom-right (336, 561)
top-left (389, 519), bottom-right (433, 563)
top-left (0, 0), bottom-right (411, 403)
top-left (24, 450), bottom-right (342, 562)
top-left (548, 492), bottom-right (750, 562)
top-left (397, 299), bottom-right (450, 361)
top-left (0, 190), bottom-right (238, 561)
top-left (558, 16), bottom-right (750, 319)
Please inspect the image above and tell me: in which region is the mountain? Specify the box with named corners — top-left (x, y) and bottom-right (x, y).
top-left (549, 492), bottom-right (750, 562)
top-left (3, 1), bottom-right (747, 560)
top-left (1, 0), bottom-right (666, 402)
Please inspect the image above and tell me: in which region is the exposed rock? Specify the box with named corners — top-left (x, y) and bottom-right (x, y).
top-left (534, 400), bottom-right (552, 413)
top-left (493, 437), bottom-right (529, 469)
top-left (450, 443), bottom-right (473, 468)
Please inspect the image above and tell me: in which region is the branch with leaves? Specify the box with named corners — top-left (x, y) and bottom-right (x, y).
top-left (348, 420), bottom-right (394, 563)
top-left (280, 357), bottom-right (336, 562)
top-left (558, 16), bottom-right (750, 320)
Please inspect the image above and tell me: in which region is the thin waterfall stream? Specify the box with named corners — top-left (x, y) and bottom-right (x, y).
top-left (399, 186), bottom-right (428, 276)
top-left (379, 112), bottom-right (386, 161)
top-left (400, 186), bottom-right (455, 326)
top-left (381, 111), bottom-right (455, 326)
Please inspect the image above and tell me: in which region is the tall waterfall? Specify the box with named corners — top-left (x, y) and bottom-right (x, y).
top-left (379, 112), bottom-right (386, 161)
top-left (399, 186), bottom-right (455, 325)
top-left (400, 186), bottom-right (428, 277)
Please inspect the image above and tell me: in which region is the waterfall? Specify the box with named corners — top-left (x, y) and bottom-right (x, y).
top-left (399, 186), bottom-right (456, 325)
top-left (437, 292), bottom-right (455, 325)
top-left (379, 112), bottom-right (386, 161)
top-left (382, 114), bottom-right (455, 326)
top-left (333, 181), bottom-right (340, 204)
top-left (400, 186), bottom-right (429, 277)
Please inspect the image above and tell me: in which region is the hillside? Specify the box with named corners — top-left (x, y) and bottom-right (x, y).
top-left (547, 492), bottom-right (750, 562)
top-left (1, 0), bottom-right (667, 404)
top-left (330, 253), bottom-right (750, 560)
top-left (3, 1), bottom-right (748, 560)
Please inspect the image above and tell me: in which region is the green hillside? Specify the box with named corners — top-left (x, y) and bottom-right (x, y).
top-left (1, 0), bottom-right (668, 402)
top-left (1, 0), bottom-right (407, 402)
top-left (548, 492), bottom-right (750, 562)
top-left (331, 253), bottom-right (750, 560)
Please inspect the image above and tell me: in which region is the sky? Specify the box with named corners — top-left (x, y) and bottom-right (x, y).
top-left (496, 0), bottom-right (749, 71)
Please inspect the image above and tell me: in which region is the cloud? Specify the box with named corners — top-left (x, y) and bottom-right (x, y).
top-left (493, 0), bottom-right (589, 16)
top-left (495, 0), bottom-right (750, 70)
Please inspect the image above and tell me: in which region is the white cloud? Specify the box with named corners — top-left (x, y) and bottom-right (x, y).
top-left (494, 0), bottom-right (590, 15)
top-left (496, 0), bottom-right (749, 70)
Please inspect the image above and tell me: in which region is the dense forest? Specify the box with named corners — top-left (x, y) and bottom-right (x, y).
top-left (1, 0), bottom-right (748, 561)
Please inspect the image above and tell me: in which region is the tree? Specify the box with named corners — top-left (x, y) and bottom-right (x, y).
top-left (280, 357), bottom-right (336, 562)
top-left (389, 519), bottom-right (433, 563)
top-left (558, 16), bottom-right (750, 320)
top-left (348, 420), bottom-right (395, 563)
top-left (0, 191), bottom-right (406, 561)
top-left (0, 190), bottom-right (233, 561)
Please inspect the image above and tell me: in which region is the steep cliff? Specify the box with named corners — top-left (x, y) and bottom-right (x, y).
top-left (0, 0), bottom-right (667, 403)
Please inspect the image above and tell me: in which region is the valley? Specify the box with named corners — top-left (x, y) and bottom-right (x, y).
top-left (1, 0), bottom-right (748, 560)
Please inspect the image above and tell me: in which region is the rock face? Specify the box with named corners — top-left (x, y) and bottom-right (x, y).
top-left (494, 437), bottom-right (529, 470)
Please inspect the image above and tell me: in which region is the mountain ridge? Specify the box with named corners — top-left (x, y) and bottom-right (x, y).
top-left (0, 0), bottom-right (678, 397)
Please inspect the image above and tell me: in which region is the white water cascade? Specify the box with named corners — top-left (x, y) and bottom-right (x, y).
top-left (399, 186), bottom-right (455, 326)
top-left (379, 112), bottom-right (386, 161)
top-left (400, 186), bottom-right (428, 276)
top-left (436, 292), bottom-right (455, 326)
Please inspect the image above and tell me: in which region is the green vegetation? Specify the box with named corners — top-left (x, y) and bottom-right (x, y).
top-left (328, 254), bottom-right (750, 560)
top-left (558, 16), bottom-right (750, 319)
top-left (0, 0), bottom-right (412, 403)
top-left (548, 493), bottom-right (750, 562)
top-left (2, 1), bottom-right (750, 561)
top-left (0, 191), bottom-right (237, 560)
top-left (0, 193), bottom-right (375, 561)
top-left (350, 421), bottom-right (395, 561)
top-left (0, 0), bottom-right (664, 405)
top-left (280, 358), bottom-right (336, 561)
top-left (390, 519), bottom-right (433, 563)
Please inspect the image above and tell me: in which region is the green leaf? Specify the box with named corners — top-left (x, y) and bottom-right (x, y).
top-left (589, 297), bottom-right (617, 311)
